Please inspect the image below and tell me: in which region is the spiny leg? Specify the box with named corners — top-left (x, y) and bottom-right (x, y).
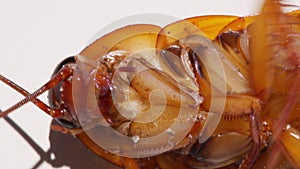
top-left (0, 65), bottom-right (73, 118)
top-left (266, 74), bottom-right (300, 168)
top-left (239, 110), bottom-right (261, 169)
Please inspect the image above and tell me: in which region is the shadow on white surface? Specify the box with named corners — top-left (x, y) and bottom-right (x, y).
top-left (4, 116), bottom-right (120, 169)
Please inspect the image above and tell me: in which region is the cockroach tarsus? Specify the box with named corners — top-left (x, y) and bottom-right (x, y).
top-left (1, 0), bottom-right (300, 169)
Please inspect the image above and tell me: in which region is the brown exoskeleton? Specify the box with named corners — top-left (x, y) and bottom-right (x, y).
top-left (1, 0), bottom-right (300, 168)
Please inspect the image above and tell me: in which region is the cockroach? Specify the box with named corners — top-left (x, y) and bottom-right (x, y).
top-left (1, 0), bottom-right (300, 168)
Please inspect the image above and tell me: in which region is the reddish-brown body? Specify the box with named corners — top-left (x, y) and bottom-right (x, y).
top-left (1, 0), bottom-right (300, 169)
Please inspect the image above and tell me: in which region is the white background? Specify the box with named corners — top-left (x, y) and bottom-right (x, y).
top-left (0, 0), bottom-right (296, 168)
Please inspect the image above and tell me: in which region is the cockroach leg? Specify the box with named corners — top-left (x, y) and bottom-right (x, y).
top-left (122, 157), bottom-right (140, 169)
top-left (272, 74), bottom-right (300, 141)
top-left (239, 110), bottom-right (261, 169)
top-left (0, 64), bottom-right (74, 118)
top-left (50, 125), bottom-right (83, 135)
top-left (266, 74), bottom-right (300, 168)
top-left (279, 126), bottom-right (300, 168)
